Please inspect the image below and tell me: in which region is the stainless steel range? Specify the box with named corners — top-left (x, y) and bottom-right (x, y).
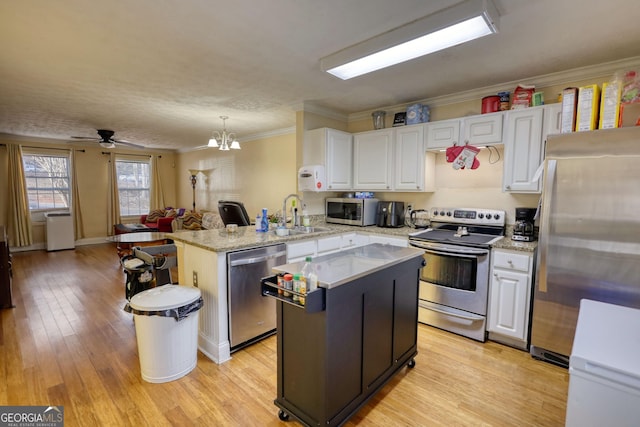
top-left (409, 207), bottom-right (505, 341)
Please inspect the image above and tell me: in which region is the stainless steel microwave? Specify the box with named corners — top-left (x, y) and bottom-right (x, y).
top-left (325, 198), bottom-right (379, 226)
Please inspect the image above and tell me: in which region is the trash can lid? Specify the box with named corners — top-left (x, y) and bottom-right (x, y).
top-left (129, 285), bottom-right (201, 311)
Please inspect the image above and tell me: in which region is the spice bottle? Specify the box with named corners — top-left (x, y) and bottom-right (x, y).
top-left (283, 273), bottom-right (293, 297)
top-left (276, 273), bottom-right (284, 295)
top-left (292, 273), bottom-right (303, 303)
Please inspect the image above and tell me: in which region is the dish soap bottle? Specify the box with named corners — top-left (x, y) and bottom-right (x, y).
top-left (261, 208), bottom-right (269, 232)
top-left (255, 212), bottom-right (262, 232)
top-left (302, 204), bottom-right (310, 227)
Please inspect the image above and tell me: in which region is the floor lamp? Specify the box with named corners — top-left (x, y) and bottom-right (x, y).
top-left (188, 169), bottom-right (202, 211)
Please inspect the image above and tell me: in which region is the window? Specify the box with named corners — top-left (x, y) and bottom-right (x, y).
top-left (23, 154), bottom-right (71, 210)
top-left (116, 159), bottom-right (150, 216)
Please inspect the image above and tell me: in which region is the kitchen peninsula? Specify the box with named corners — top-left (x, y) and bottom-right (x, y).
top-left (168, 220), bottom-right (536, 364)
top-left (167, 224), bottom-right (410, 363)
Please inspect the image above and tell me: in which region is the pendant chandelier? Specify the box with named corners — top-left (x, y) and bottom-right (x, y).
top-left (208, 116), bottom-right (241, 150)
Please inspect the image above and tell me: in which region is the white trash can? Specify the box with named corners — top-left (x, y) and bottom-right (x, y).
top-left (125, 285), bottom-right (203, 383)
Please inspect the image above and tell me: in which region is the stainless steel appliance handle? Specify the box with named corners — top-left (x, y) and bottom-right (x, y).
top-left (419, 301), bottom-right (484, 321)
top-left (536, 159), bottom-right (556, 293)
top-left (229, 250), bottom-right (287, 267)
top-left (410, 242), bottom-right (488, 258)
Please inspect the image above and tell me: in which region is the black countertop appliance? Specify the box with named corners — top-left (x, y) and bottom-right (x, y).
top-left (512, 207), bottom-right (537, 241)
top-left (376, 201), bottom-right (404, 228)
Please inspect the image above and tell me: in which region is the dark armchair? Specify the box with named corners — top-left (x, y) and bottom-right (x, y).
top-left (218, 200), bottom-right (251, 226)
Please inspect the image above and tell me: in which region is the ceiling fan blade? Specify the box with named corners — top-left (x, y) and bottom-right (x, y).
top-left (70, 136), bottom-right (98, 141)
top-left (114, 140), bottom-right (145, 149)
top-left (70, 130), bottom-right (144, 149)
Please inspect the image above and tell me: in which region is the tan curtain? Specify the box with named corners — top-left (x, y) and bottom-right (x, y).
top-left (7, 144), bottom-right (33, 246)
top-left (150, 155), bottom-right (165, 209)
top-left (107, 152), bottom-right (120, 236)
top-left (71, 149), bottom-right (85, 239)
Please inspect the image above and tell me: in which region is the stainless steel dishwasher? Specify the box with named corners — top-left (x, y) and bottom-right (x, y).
top-left (227, 243), bottom-right (287, 351)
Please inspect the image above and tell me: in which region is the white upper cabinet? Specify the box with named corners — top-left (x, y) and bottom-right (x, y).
top-left (303, 128), bottom-right (353, 191)
top-left (462, 112), bottom-right (504, 145)
top-left (394, 124), bottom-right (431, 191)
top-left (502, 107), bottom-right (544, 192)
top-left (426, 112), bottom-right (503, 150)
top-left (353, 129), bottom-right (394, 190)
top-left (353, 125), bottom-right (434, 192)
top-left (542, 102), bottom-right (563, 140)
top-left (425, 119), bottom-right (461, 149)
top-left (502, 104), bottom-right (562, 193)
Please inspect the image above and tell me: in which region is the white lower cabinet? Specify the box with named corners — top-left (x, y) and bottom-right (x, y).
top-left (286, 239), bottom-right (317, 263)
top-left (286, 232), bottom-right (407, 262)
top-left (368, 234), bottom-right (408, 247)
top-left (340, 232), bottom-right (362, 250)
top-left (487, 248), bottom-right (534, 349)
top-left (316, 235), bottom-right (343, 256)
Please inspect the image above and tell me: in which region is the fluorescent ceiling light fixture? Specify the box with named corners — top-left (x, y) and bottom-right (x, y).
top-left (321, 0), bottom-right (499, 80)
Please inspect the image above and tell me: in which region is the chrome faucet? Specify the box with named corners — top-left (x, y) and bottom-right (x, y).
top-left (282, 194), bottom-right (303, 228)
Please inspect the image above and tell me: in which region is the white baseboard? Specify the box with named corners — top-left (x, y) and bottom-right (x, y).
top-left (11, 236), bottom-right (111, 252)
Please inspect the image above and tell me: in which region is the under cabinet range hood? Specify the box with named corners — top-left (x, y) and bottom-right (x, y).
top-left (298, 165), bottom-right (325, 192)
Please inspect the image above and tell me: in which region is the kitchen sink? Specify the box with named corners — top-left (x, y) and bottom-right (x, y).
top-left (274, 226), bottom-right (333, 236)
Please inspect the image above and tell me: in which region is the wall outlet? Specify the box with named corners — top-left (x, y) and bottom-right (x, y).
top-left (193, 271), bottom-right (198, 287)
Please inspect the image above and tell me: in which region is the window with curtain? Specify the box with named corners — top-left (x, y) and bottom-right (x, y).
top-left (22, 153), bottom-right (71, 210)
top-left (116, 159), bottom-right (150, 216)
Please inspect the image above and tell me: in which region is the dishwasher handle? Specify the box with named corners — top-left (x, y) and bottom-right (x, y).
top-left (229, 250), bottom-right (287, 267)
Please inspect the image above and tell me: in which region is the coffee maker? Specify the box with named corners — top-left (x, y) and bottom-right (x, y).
top-left (512, 207), bottom-right (537, 241)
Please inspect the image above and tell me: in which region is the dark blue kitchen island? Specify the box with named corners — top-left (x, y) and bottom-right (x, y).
top-left (263, 244), bottom-right (425, 426)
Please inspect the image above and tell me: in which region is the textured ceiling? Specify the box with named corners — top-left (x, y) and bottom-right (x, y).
top-left (1, 0), bottom-right (640, 150)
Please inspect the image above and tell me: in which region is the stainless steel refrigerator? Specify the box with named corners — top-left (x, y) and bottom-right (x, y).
top-left (530, 126), bottom-right (640, 367)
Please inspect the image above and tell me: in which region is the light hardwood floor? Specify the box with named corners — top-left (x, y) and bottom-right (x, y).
top-left (0, 243), bottom-right (569, 426)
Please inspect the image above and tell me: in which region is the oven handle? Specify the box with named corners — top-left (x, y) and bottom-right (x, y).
top-left (412, 245), bottom-right (489, 258)
top-left (419, 301), bottom-right (484, 321)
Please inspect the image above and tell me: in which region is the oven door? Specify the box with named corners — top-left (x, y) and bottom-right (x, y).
top-left (410, 241), bottom-right (490, 315)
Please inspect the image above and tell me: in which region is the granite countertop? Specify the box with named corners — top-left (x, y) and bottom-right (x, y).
top-left (167, 219), bottom-right (538, 254)
top-left (492, 237), bottom-right (537, 253)
top-left (272, 244), bottom-right (424, 289)
top-left (166, 221), bottom-right (413, 253)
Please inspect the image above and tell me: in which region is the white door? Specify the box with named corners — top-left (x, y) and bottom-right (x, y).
top-left (502, 107), bottom-right (544, 192)
top-left (425, 119), bottom-right (460, 149)
top-left (326, 129), bottom-right (353, 190)
top-left (394, 125), bottom-right (425, 191)
top-left (353, 129), bottom-right (393, 190)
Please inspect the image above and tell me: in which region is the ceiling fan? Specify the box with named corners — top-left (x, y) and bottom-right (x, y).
top-left (71, 129), bottom-right (144, 149)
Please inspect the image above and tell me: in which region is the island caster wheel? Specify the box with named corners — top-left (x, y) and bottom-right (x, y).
top-left (278, 410), bottom-right (290, 421)
top-left (407, 358), bottom-right (416, 368)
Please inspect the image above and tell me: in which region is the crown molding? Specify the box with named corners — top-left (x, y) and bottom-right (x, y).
top-left (239, 126), bottom-right (295, 142)
top-left (291, 101), bottom-right (349, 122)
top-left (348, 55), bottom-right (640, 122)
